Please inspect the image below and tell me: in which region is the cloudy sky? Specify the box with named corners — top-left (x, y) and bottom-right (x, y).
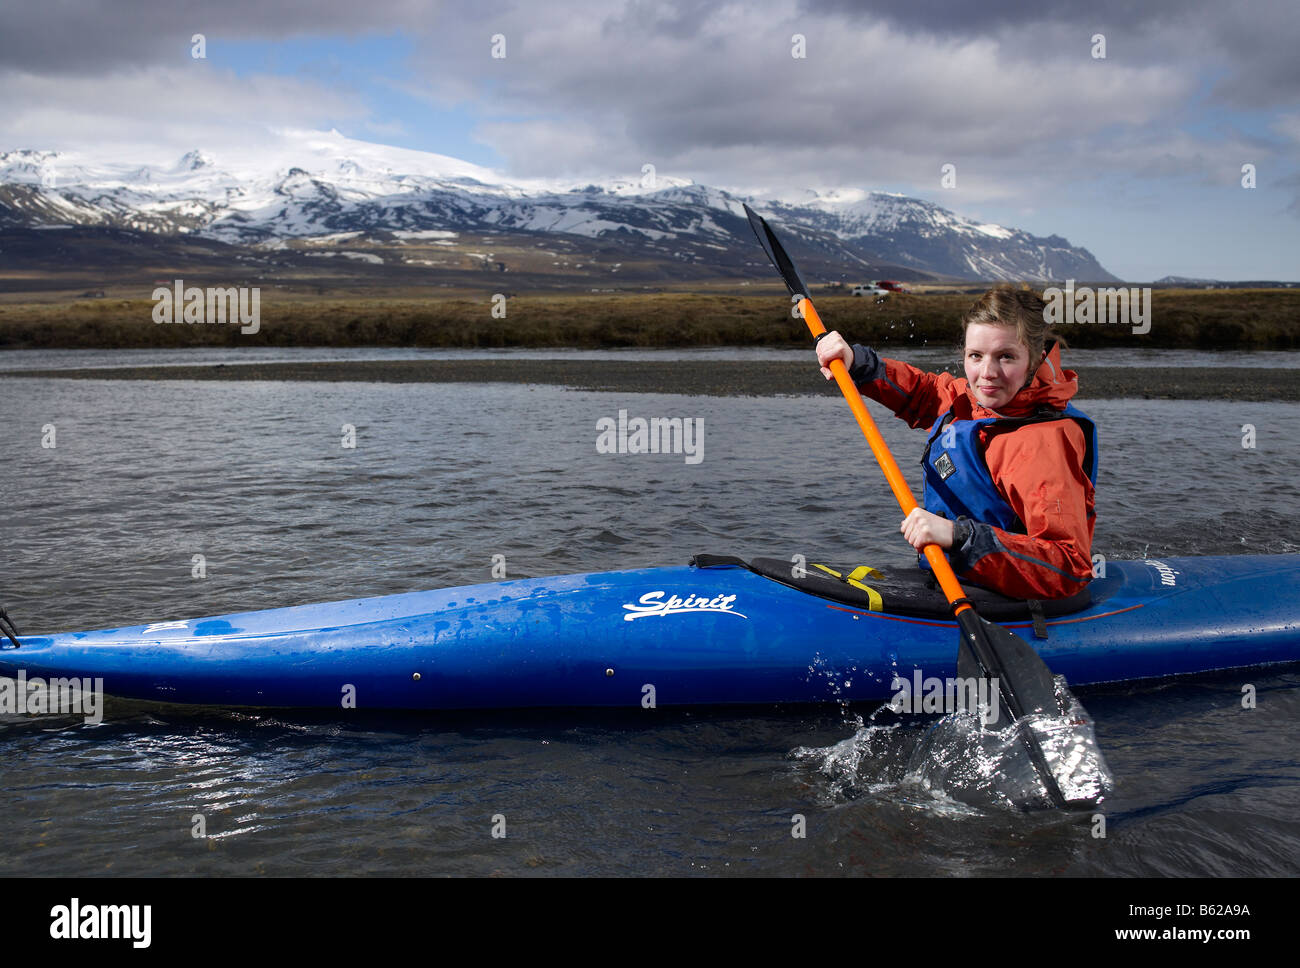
top-left (2, 0), bottom-right (1297, 280)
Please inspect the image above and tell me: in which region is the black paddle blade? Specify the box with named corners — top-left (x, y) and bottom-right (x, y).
top-left (957, 611), bottom-right (1111, 809)
top-left (0, 607), bottom-right (21, 649)
top-left (742, 203), bottom-right (811, 300)
top-left (958, 613), bottom-right (1062, 722)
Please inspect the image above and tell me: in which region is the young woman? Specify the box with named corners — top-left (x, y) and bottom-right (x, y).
top-left (814, 284), bottom-right (1098, 601)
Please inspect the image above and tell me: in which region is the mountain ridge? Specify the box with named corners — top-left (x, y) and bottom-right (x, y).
top-left (0, 131), bottom-right (1118, 283)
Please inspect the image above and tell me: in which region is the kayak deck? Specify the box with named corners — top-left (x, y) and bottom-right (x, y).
top-left (2, 554), bottom-right (1298, 710)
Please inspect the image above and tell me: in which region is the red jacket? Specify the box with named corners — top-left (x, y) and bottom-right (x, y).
top-left (850, 341), bottom-right (1095, 600)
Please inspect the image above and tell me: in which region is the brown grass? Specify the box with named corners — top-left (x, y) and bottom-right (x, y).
top-left (0, 289), bottom-right (1297, 350)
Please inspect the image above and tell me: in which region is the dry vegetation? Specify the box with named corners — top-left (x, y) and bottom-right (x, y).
top-left (0, 288), bottom-right (1297, 350)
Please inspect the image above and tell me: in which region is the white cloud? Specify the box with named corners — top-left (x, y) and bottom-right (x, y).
top-left (410, 0), bottom-right (1196, 202)
top-left (0, 65), bottom-right (367, 159)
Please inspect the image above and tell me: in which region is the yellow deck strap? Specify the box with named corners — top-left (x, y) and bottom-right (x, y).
top-left (847, 565), bottom-right (884, 582)
top-left (811, 563), bottom-right (883, 611)
top-left (843, 579), bottom-right (883, 611)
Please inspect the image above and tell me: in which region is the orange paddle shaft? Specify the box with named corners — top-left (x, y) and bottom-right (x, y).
top-left (799, 296), bottom-right (973, 615)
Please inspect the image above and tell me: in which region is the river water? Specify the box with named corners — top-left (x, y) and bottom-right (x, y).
top-left (0, 349), bottom-right (1297, 876)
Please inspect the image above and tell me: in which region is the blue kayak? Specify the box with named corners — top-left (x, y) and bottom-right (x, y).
top-left (2, 554), bottom-right (1298, 709)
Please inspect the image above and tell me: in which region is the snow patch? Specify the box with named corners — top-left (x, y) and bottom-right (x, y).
top-left (392, 229), bottom-right (459, 240)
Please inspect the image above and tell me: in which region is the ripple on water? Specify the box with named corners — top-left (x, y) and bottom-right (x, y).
top-left (0, 379), bottom-right (1296, 876)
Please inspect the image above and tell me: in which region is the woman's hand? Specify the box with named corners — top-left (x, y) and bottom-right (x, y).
top-left (900, 508), bottom-right (955, 551)
top-left (816, 331), bottom-right (853, 380)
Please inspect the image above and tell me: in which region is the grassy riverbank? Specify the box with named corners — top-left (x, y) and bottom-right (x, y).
top-left (1, 288), bottom-right (1297, 350)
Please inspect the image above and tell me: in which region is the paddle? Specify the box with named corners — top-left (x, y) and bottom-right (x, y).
top-left (742, 203), bottom-right (1105, 809)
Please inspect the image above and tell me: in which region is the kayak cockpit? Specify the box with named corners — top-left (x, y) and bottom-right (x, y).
top-left (690, 554), bottom-right (1092, 625)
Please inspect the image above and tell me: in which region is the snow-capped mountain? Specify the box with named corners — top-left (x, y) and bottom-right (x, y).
top-left (0, 130), bottom-right (1117, 282)
top-left (768, 190), bottom-right (1113, 282)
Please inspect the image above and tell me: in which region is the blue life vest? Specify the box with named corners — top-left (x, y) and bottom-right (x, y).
top-left (921, 403), bottom-right (1099, 534)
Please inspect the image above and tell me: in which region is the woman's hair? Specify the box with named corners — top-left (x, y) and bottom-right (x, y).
top-left (959, 283), bottom-right (1067, 360)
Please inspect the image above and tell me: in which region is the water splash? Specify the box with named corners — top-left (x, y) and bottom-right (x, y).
top-left (793, 678), bottom-right (1112, 813)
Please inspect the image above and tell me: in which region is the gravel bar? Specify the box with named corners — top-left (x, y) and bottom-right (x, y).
top-left (4, 360), bottom-right (1299, 400)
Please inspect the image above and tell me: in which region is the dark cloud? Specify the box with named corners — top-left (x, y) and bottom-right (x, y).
top-left (3, 0), bottom-right (1296, 210)
top-left (797, 0), bottom-right (1300, 108)
top-left (800, 0), bottom-right (1231, 36)
top-left (408, 2), bottom-right (1194, 189)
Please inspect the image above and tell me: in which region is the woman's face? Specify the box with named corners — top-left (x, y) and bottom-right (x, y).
top-left (964, 322), bottom-right (1041, 411)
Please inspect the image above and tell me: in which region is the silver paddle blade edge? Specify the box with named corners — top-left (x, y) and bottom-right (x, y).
top-left (957, 615), bottom-right (1113, 809)
top-left (1017, 677), bottom-right (1113, 809)
top-left (903, 679), bottom-right (1112, 812)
